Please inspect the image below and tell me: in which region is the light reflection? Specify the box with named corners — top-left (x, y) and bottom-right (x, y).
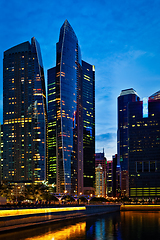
top-left (25, 222), bottom-right (86, 240)
top-left (0, 206), bottom-right (86, 217)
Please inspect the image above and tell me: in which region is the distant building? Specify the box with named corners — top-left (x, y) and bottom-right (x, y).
top-left (128, 95), bottom-right (160, 199)
top-left (95, 164), bottom-right (105, 197)
top-left (106, 155), bottom-right (118, 198)
top-left (95, 150), bottom-right (106, 196)
top-left (47, 20), bottom-right (95, 194)
top-left (117, 88), bottom-right (140, 196)
top-left (106, 160), bottom-right (113, 197)
top-left (116, 164), bottom-right (121, 197)
top-left (95, 150), bottom-right (106, 172)
top-left (112, 154), bottom-right (117, 197)
top-left (3, 38), bottom-right (47, 183)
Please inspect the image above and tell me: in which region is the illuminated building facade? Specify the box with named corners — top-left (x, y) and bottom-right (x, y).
top-left (106, 160), bottom-right (113, 197)
top-left (95, 151), bottom-right (106, 196)
top-left (95, 164), bottom-right (105, 197)
top-left (128, 96), bottom-right (160, 198)
top-left (82, 61), bottom-right (95, 193)
top-left (117, 88), bottom-right (140, 196)
top-left (47, 20), bottom-right (83, 194)
top-left (47, 20), bottom-right (95, 194)
top-left (47, 67), bottom-right (56, 186)
top-left (112, 154), bottom-right (117, 197)
top-left (116, 164), bottom-right (121, 197)
top-left (3, 38), bottom-right (47, 182)
top-left (0, 124), bottom-right (3, 182)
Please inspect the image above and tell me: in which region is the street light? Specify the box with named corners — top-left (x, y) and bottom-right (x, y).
top-left (16, 186), bottom-right (21, 203)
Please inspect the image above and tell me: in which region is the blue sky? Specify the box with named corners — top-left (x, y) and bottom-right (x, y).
top-left (0, 0), bottom-right (160, 159)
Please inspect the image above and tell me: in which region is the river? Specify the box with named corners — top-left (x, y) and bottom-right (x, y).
top-left (0, 211), bottom-right (160, 239)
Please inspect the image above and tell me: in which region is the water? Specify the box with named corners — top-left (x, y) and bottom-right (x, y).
top-left (1, 211), bottom-right (160, 240)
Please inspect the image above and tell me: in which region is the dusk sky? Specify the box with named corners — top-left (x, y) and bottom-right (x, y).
top-left (0, 0), bottom-right (160, 159)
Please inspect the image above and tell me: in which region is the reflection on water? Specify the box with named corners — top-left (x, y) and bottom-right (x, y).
top-left (1, 211), bottom-right (160, 240)
top-left (25, 222), bottom-right (86, 240)
top-left (120, 211), bottom-right (160, 240)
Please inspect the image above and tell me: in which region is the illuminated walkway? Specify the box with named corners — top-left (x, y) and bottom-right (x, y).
top-left (0, 205), bottom-right (120, 232)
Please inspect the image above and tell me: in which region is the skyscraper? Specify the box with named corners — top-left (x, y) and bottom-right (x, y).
top-left (3, 37), bottom-right (47, 183)
top-left (95, 164), bottom-right (105, 197)
top-left (117, 88), bottom-right (140, 196)
top-left (82, 61), bottom-right (95, 194)
top-left (128, 95), bottom-right (160, 198)
top-left (0, 124), bottom-right (3, 183)
top-left (47, 20), bottom-right (95, 194)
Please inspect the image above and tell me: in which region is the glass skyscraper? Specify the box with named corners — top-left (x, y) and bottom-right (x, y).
top-left (82, 61), bottom-right (95, 193)
top-left (117, 88), bottom-right (139, 196)
top-left (47, 20), bottom-right (95, 194)
top-left (3, 37), bottom-right (47, 183)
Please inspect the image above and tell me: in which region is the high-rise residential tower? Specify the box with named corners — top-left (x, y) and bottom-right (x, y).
top-left (117, 88), bottom-right (140, 196)
top-left (47, 20), bottom-right (95, 194)
top-left (3, 37), bottom-right (47, 183)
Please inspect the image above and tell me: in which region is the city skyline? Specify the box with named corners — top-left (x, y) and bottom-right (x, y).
top-left (1, 0), bottom-right (160, 159)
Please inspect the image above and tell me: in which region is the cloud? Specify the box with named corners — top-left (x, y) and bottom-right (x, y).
top-left (1, 0), bottom-right (160, 159)
top-left (96, 133), bottom-right (117, 159)
top-left (96, 132), bottom-right (116, 142)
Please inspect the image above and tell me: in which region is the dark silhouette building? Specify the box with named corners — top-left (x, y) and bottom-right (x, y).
top-left (47, 20), bottom-right (95, 194)
top-left (82, 60), bottom-right (95, 194)
top-left (3, 38), bottom-right (47, 182)
top-left (112, 154), bottom-right (117, 197)
top-left (128, 95), bottom-right (160, 198)
top-left (117, 88), bottom-right (140, 196)
top-left (0, 124), bottom-right (3, 183)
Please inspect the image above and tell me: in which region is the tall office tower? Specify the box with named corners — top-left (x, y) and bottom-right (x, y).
top-left (3, 37), bottom-right (47, 183)
top-left (117, 88), bottom-right (140, 196)
top-left (47, 20), bottom-right (95, 194)
top-left (82, 61), bottom-right (95, 194)
top-left (0, 124), bottom-right (3, 182)
top-left (47, 67), bottom-right (57, 187)
top-left (128, 95), bottom-right (160, 199)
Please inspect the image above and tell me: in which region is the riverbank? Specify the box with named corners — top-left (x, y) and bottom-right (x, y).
top-left (0, 204), bottom-right (120, 232)
top-left (120, 204), bottom-right (160, 211)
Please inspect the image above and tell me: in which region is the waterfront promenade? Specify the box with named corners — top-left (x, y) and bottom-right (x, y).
top-left (0, 204), bottom-right (120, 232)
top-left (120, 204), bottom-right (160, 211)
top-left (1, 203), bottom-right (160, 232)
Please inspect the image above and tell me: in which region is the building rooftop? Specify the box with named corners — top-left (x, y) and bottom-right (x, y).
top-left (149, 90), bottom-right (160, 100)
top-left (119, 88), bottom-right (139, 97)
